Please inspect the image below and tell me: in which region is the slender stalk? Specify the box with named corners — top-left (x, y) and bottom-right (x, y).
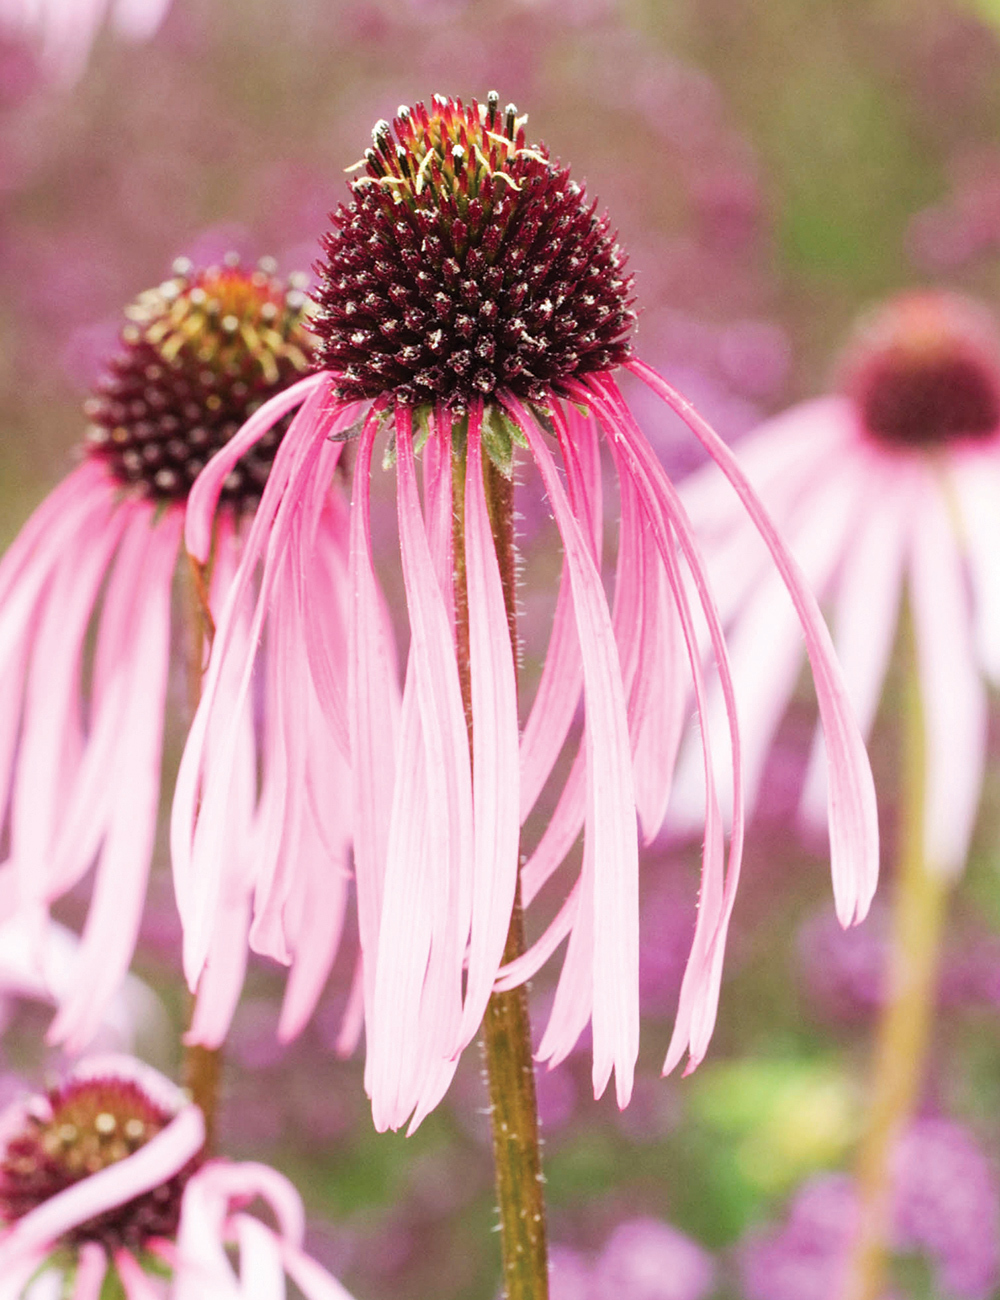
top-left (181, 553), bottom-right (223, 1152)
top-left (842, 622), bottom-right (950, 1300)
top-left (452, 434), bottom-right (549, 1300)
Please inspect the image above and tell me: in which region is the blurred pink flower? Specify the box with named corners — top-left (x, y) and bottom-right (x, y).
top-left (675, 290), bottom-right (1000, 877)
top-left (0, 0), bottom-right (171, 83)
top-left (174, 93), bottom-right (876, 1132)
top-left (0, 1054), bottom-right (352, 1299)
top-left (0, 258), bottom-right (341, 1053)
top-left (0, 1053), bottom-right (204, 1296)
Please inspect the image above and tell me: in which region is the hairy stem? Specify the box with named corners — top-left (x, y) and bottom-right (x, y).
top-left (181, 554), bottom-right (223, 1151)
top-left (843, 624), bottom-right (949, 1300)
top-left (452, 436), bottom-right (549, 1300)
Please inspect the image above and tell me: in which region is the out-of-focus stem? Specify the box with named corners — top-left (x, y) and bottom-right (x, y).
top-left (181, 553), bottom-right (222, 1152)
top-left (843, 628), bottom-right (950, 1300)
top-left (452, 436), bottom-right (549, 1300)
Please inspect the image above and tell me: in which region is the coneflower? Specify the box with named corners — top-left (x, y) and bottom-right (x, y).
top-left (0, 256), bottom-right (352, 1054)
top-left (0, 1054), bottom-right (351, 1299)
top-left (175, 93), bottom-right (878, 1137)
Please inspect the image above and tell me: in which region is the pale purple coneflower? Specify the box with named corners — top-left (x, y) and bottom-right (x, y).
top-left (0, 257), bottom-right (349, 1054)
top-left (0, 0), bottom-right (171, 83)
top-left (174, 92), bottom-right (877, 1132)
top-left (674, 290), bottom-right (1000, 878)
top-left (0, 1054), bottom-right (352, 1300)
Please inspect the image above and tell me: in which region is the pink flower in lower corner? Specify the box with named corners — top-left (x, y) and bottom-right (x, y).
top-left (0, 257), bottom-right (350, 1055)
top-left (0, 0), bottom-right (172, 83)
top-left (0, 1054), bottom-right (351, 1300)
top-left (674, 290), bottom-right (1000, 879)
top-left (174, 93), bottom-right (877, 1133)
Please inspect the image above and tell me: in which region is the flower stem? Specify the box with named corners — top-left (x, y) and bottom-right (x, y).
top-left (843, 622), bottom-right (950, 1300)
top-left (181, 554), bottom-right (223, 1152)
top-left (452, 436), bottom-right (550, 1300)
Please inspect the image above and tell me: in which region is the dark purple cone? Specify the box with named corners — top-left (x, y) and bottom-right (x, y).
top-left (84, 257), bottom-right (315, 505)
top-left (313, 92), bottom-right (636, 413)
top-left (0, 1075), bottom-right (202, 1252)
top-left (842, 291), bottom-right (1000, 449)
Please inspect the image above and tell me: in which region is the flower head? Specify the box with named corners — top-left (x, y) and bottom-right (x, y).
top-left (0, 1055), bottom-right (353, 1299)
top-left (0, 1054), bottom-right (204, 1293)
top-left (175, 93), bottom-right (877, 1130)
top-left (0, 256), bottom-right (322, 1053)
top-left (676, 289), bottom-right (1000, 876)
top-left (316, 91), bottom-right (634, 410)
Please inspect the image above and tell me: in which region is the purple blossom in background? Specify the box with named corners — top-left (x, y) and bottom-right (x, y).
top-left (593, 1217), bottom-right (716, 1300)
top-left (741, 1120), bottom-right (1000, 1300)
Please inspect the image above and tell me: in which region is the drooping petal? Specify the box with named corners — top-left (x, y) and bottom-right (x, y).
top-left (949, 452), bottom-right (1000, 683)
top-left (368, 408), bottom-right (473, 1129)
top-left (186, 895), bottom-right (252, 1050)
top-left (233, 1215), bottom-right (285, 1298)
top-left (799, 456), bottom-right (911, 826)
top-left (172, 392), bottom-right (339, 989)
top-left (519, 408), bottom-right (601, 821)
top-left (346, 409), bottom-right (399, 1095)
top-left (279, 1241), bottom-right (356, 1300)
top-left (673, 453), bottom-right (865, 830)
top-left (9, 497), bottom-right (131, 897)
top-left (113, 1251), bottom-right (162, 1300)
top-left (505, 395), bottom-right (638, 1107)
top-left (909, 470), bottom-right (987, 875)
top-left (457, 406), bottom-right (520, 1046)
top-left (577, 377), bottom-right (742, 1076)
top-left (71, 1242), bottom-right (107, 1300)
top-left (48, 507), bottom-right (182, 1053)
top-left (629, 359), bottom-right (879, 926)
top-left (184, 373), bottom-right (326, 564)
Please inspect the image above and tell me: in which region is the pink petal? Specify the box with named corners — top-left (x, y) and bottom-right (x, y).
top-left (173, 404), bottom-right (332, 988)
top-left (185, 372), bottom-right (325, 563)
top-left (520, 745), bottom-right (586, 906)
top-left (800, 459), bottom-right (910, 826)
top-left (72, 1242), bottom-right (107, 1300)
top-left (113, 1251), bottom-right (161, 1300)
top-left (369, 408), bottom-right (473, 1127)
top-left (519, 408), bottom-right (601, 822)
top-left (0, 1249), bottom-right (50, 1300)
top-left (628, 359), bottom-right (879, 926)
top-left (280, 1241), bottom-right (356, 1300)
top-left (505, 395), bottom-right (638, 1107)
top-left (909, 471), bottom-right (987, 875)
top-left (682, 455), bottom-right (863, 827)
top-left (277, 798), bottom-right (351, 1044)
top-left (186, 894), bottom-right (251, 1050)
top-left (494, 876), bottom-right (581, 992)
top-left (577, 377), bottom-right (743, 1077)
top-left (0, 1105), bottom-right (204, 1272)
top-left (456, 407), bottom-right (520, 1046)
top-left (950, 454), bottom-right (1000, 682)
top-left (9, 498), bottom-right (131, 895)
top-left (232, 1215), bottom-right (284, 1298)
top-left (44, 503), bottom-right (163, 898)
top-left (48, 509), bottom-right (182, 1053)
top-left (536, 841), bottom-right (594, 1068)
top-left (346, 409), bottom-right (400, 1080)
